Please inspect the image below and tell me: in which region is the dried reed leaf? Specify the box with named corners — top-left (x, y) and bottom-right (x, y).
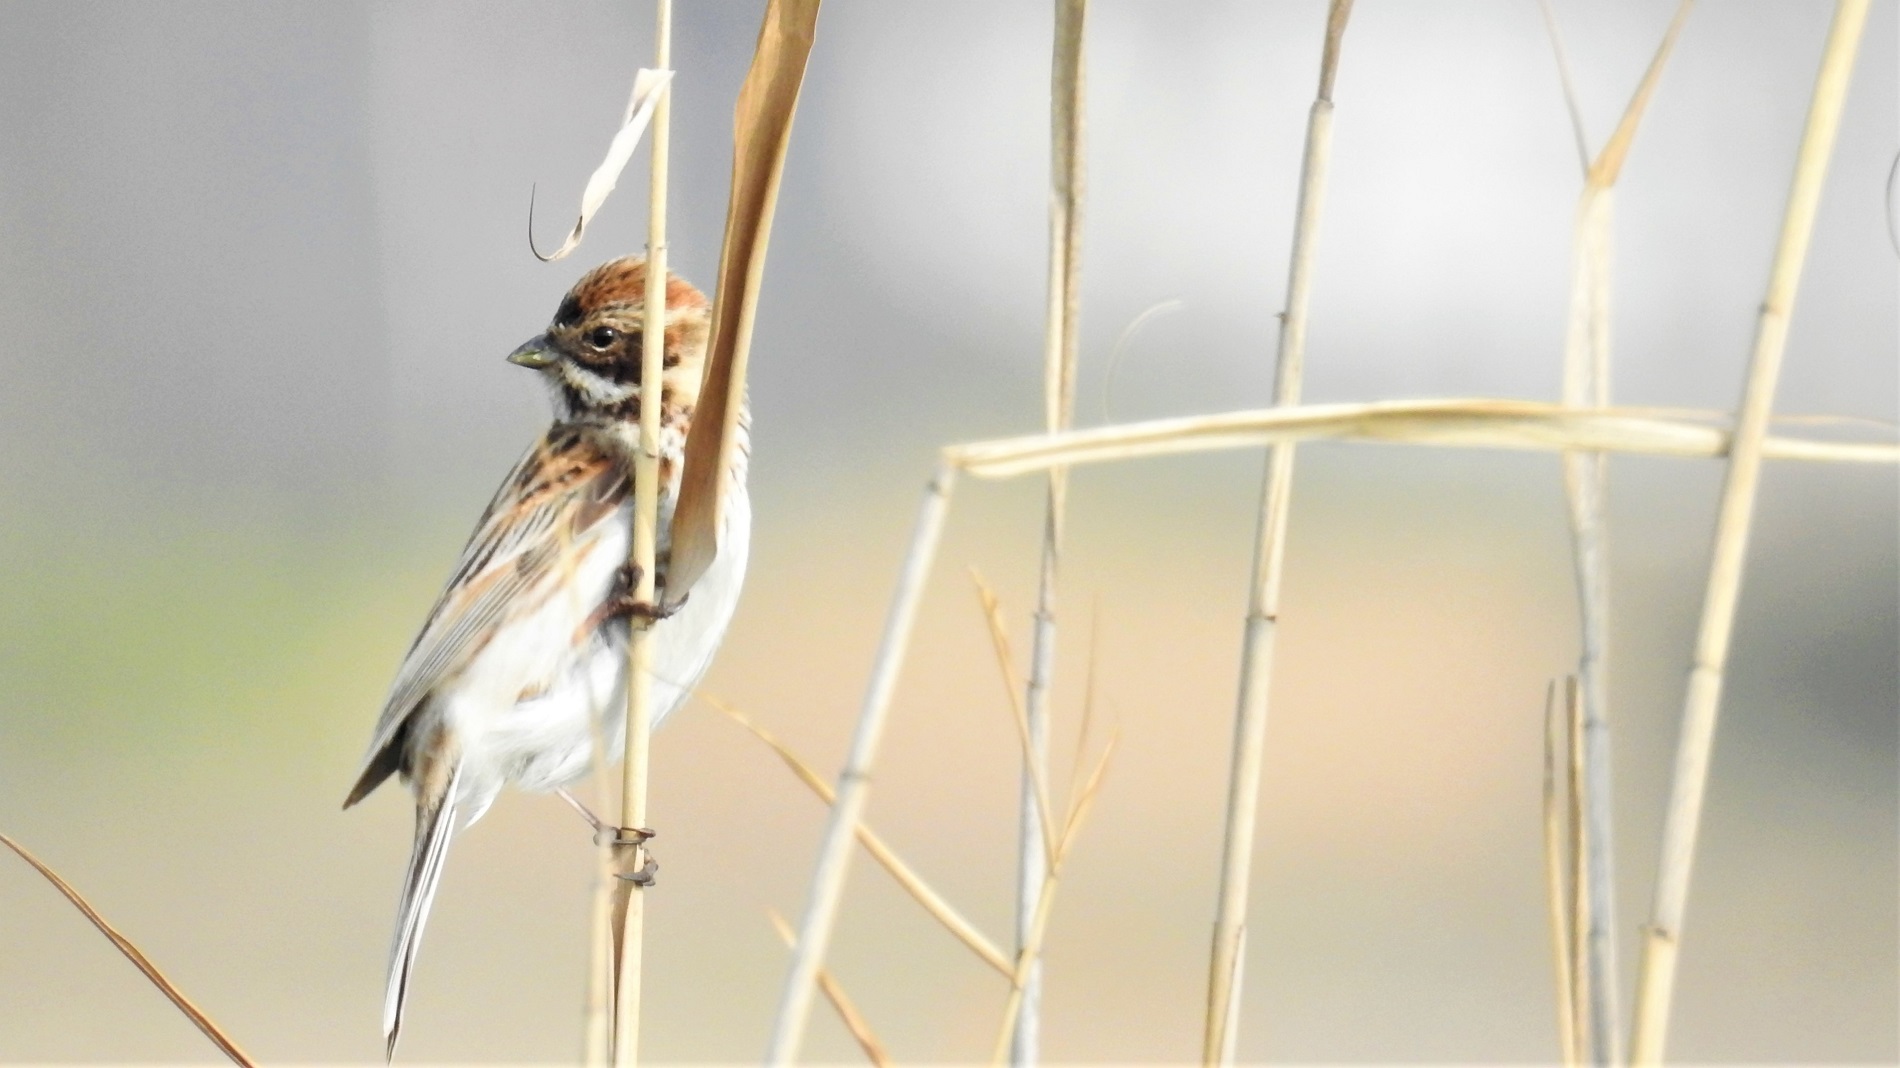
top-left (946, 398), bottom-right (1900, 479)
top-left (666, 0), bottom-right (821, 606)
top-left (0, 832), bottom-right (257, 1068)
top-left (1589, 0), bottom-right (1694, 188)
top-left (704, 693), bottom-right (1014, 978)
top-left (1539, 0), bottom-right (1593, 173)
top-left (767, 910), bottom-right (893, 1068)
top-left (969, 569), bottom-right (1060, 870)
top-left (530, 69), bottom-right (673, 263)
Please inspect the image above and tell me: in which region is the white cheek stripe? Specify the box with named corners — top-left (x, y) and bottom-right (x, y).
top-left (559, 361), bottom-right (638, 406)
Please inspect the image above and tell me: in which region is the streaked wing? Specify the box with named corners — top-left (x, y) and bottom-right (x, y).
top-left (348, 425), bottom-right (629, 798)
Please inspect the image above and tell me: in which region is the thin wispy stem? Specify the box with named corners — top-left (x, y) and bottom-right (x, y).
top-left (0, 832), bottom-right (257, 1068)
top-left (706, 693), bottom-right (1014, 977)
top-left (768, 910), bottom-right (893, 1068)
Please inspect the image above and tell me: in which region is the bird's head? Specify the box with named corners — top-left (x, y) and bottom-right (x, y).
top-left (508, 256), bottom-right (712, 422)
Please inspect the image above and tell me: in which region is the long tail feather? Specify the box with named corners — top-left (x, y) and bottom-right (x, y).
top-left (383, 763), bottom-right (462, 1060)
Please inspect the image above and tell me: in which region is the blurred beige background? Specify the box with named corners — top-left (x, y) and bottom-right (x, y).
top-left (0, 1), bottom-right (1893, 1063)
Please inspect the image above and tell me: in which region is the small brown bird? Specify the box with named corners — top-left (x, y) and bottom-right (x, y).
top-left (344, 257), bottom-right (749, 1056)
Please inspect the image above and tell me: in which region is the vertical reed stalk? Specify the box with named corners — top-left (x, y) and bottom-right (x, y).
top-left (1013, 2), bottom-right (1085, 1062)
top-left (1629, 3), bottom-right (1868, 1061)
top-left (766, 464), bottom-right (960, 1065)
top-left (1202, 3), bottom-right (1351, 1062)
top-left (611, 4), bottom-right (673, 1064)
top-left (1544, 9), bottom-right (1691, 1056)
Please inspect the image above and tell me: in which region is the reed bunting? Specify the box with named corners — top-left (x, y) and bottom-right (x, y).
top-left (343, 257), bottom-right (750, 1056)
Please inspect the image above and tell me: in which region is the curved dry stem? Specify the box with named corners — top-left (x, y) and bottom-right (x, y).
top-left (1, 832), bottom-right (257, 1068)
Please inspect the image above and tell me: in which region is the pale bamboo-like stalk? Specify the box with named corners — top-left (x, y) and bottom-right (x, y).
top-left (705, 694), bottom-right (1015, 977)
top-left (1546, 6), bottom-right (1693, 1058)
top-left (1630, 3), bottom-right (1869, 1061)
top-left (611, 4), bottom-right (672, 1064)
top-left (1541, 684), bottom-right (1579, 1068)
top-left (767, 910), bottom-right (893, 1068)
top-left (766, 465), bottom-right (960, 1065)
top-left (945, 399), bottom-right (1899, 480)
top-left (1203, 3), bottom-right (1352, 1061)
top-left (0, 832), bottom-right (257, 1068)
top-left (1013, 2), bottom-right (1086, 1061)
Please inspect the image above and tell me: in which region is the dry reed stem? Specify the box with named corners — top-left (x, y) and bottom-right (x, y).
top-left (768, 910), bottom-right (893, 1068)
top-left (1545, 7), bottom-right (1693, 1058)
top-left (768, 464), bottom-right (959, 1064)
top-left (1204, 4), bottom-right (1352, 1061)
top-left (0, 831), bottom-right (257, 1068)
top-left (1541, 684), bottom-right (1579, 1068)
top-left (991, 732), bottom-right (1119, 1066)
top-left (945, 398), bottom-right (1899, 479)
top-left (704, 693), bottom-right (1014, 977)
top-left (971, 570), bottom-right (1060, 868)
top-left (1631, 3), bottom-right (1869, 1061)
top-left (608, 5), bottom-right (674, 1063)
top-left (1015, 2), bottom-right (1087, 1061)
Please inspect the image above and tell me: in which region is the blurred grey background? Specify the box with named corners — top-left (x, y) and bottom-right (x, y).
top-left (0, 0), bottom-right (1893, 1062)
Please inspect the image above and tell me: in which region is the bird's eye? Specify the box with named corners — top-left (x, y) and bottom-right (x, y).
top-left (586, 327), bottom-right (618, 350)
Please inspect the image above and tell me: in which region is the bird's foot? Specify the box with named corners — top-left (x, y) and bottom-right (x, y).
top-left (556, 789), bottom-right (658, 886)
top-left (607, 562), bottom-right (685, 623)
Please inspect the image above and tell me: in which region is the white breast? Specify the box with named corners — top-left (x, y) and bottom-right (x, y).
top-left (441, 489), bottom-right (752, 825)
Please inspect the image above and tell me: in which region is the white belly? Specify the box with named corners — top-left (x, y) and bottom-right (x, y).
top-left (440, 490), bottom-right (751, 824)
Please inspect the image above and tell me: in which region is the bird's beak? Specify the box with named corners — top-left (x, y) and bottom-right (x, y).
top-left (507, 335), bottom-right (556, 369)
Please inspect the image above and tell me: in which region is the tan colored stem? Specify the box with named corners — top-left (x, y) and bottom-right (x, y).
top-left (0, 832), bottom-right (257, 1068)
top-left (767, 910), bottom-right (893, 1068)
top-left (1204, 5), bottom-right (1351, 1061)
top-left (1631, 2), bottom-right (1869, 1061)
top-left (767, 465), bottom-right (959, 1065)
top-left (611, 4), bottom-right (672, 1064)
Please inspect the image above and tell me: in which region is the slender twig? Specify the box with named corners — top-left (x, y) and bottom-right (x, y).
top-left (1014, 2), bottom-right (1087, 1061)
top-left (767, 910), bottom-right (893, 1068)
top-left (0, 832), bottom-right (257, 1068)
top-left (1204, 4), bottom-right (1352, 1061)
top-left (767, 464), bottom-right (959, 1065)
top-left (705, 693), bottom-right (1014, 977)
top-left (1631, 3), bottom-right (1870, 1062)
top-left (1541, 684), bottom-right (1580, 1068)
